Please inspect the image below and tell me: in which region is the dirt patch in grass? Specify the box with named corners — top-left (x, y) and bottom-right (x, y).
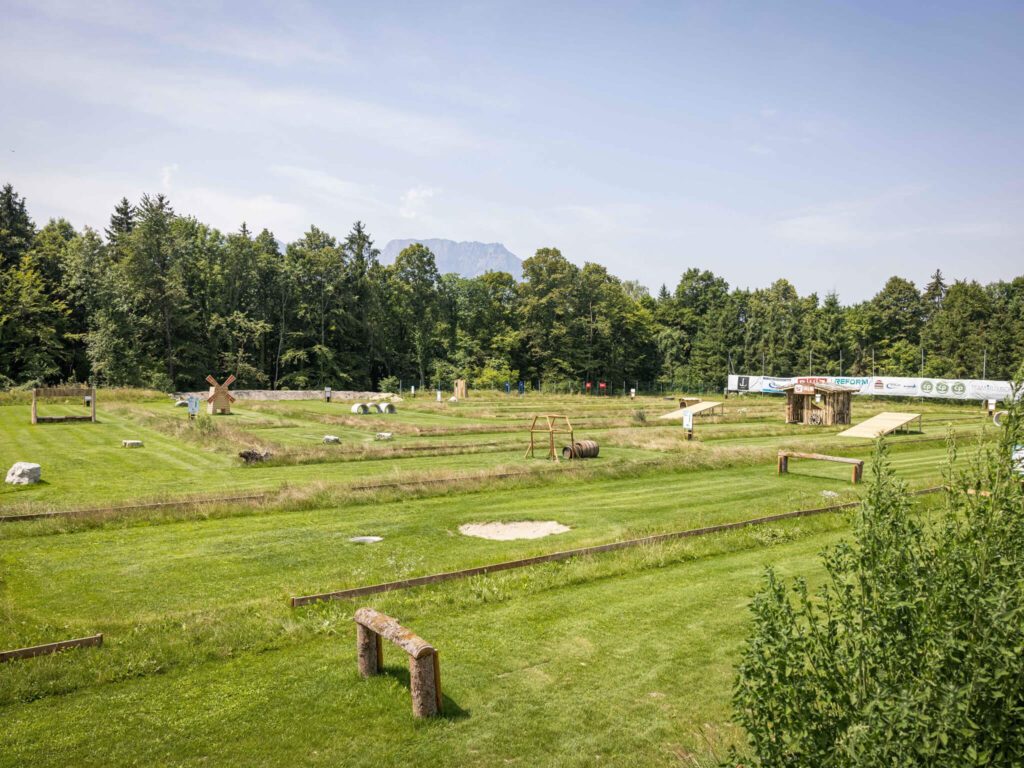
top-left (458, 520), bottom-right (571, 540)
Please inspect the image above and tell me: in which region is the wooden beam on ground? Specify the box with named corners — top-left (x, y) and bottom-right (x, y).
top-left (290, 487), bottom-right (944, 606)
top-left (1, 634), bottom-right (103, 663)
top-left (777, 450), bottom-right (864, 483)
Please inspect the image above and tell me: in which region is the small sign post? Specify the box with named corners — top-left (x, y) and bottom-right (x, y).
top-left (186, 395), bottom-right (200, 421)
top-left (682, 410), bottom-right (694, 440)
top-left (324, 386), bottom-right (332, 403)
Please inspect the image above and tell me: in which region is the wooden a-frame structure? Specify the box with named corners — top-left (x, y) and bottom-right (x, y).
top-left (525, 414), bottom-right (574, 461)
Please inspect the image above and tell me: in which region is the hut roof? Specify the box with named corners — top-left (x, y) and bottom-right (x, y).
top-left (780, 381), bottom-right (858, 394)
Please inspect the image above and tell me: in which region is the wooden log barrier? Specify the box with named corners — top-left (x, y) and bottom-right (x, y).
top-left (778, 450), bottom-right (864, 484)
top-left (354, 608), bottom-right (441, 718)
top-left (1, 633), bottom-right (103, 663)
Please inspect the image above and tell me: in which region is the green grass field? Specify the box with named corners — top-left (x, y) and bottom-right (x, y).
top-left (0, 390), bottom-right (994, 766)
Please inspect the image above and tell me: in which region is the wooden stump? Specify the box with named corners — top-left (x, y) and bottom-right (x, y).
top-left (356, 623), bottom-right (382, 677)
top-left (409, 651), bottom-right (440, 718)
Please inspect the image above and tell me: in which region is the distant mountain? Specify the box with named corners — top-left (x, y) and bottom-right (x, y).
top-left (380, 239), bottom-right (522, 279)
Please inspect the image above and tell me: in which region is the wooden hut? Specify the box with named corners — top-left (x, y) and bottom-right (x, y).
top-left (781, 381), bottom-right (855, 426)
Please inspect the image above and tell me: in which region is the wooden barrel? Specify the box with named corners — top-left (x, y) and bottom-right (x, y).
top-left (570, 440), bottom-right (600, 459)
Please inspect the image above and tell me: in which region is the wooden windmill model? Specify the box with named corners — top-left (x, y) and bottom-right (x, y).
top-left (206, 374), bottom-right (236, 415)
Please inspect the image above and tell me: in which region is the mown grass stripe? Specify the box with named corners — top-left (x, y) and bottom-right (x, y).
top-left (290, 486), bottom-right (945, 606)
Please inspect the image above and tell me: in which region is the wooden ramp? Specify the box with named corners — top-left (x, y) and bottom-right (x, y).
top-left (658, 401), bottom-right (723, 420)
top-left (838, 411), bottom-right (922, 438)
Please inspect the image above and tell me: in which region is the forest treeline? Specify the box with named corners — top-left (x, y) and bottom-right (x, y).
top-left (1, 183), bottom-right (1022, 393)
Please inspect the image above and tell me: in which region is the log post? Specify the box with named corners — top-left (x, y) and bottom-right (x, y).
top-left (777, 452), bottom-right (788, 475)
top-left (356, 622), bottom-right (381, 677)
top-left (409, 651), bottom-right (439, 718)
top-left (31, 389), bottom-right (38, 425)
top-left (90, 387), bottom-right (97, 422)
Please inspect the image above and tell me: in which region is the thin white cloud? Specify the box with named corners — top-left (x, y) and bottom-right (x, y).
top-left (7, 0), bottom-right (347, 67)
top-left (2, 37), bottom-right (473, 154)
top-left (399, 186), bottom-right (440, 219)
top-left (160, 164), bottom-right (179, 190)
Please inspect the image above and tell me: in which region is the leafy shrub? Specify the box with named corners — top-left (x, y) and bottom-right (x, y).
top-left (377, 375), bottom-right (400, 394)
top-left (732, 392), bottom-right (1024, 766)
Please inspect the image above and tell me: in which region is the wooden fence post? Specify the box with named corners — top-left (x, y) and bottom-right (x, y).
top-left (356, 622), bottom-right (381, 677)
top-left (409, 651), bottom-right (440, 718)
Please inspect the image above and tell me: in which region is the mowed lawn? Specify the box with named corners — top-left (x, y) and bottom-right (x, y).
top-left (0, 522), bottom-right (848, 768)
top-left (0, 392), bottom-right (989, 766)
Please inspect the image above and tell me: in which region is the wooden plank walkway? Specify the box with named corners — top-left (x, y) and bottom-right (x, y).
top-left (839, 412), bottom-right (922, 438)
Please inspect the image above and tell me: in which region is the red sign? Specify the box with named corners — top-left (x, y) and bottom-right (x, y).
top-left (586, 381), bottom-right (592, 390)
top-left (598, 381), bottom-right (606, 389)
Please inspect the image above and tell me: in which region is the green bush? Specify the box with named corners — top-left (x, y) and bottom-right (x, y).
top-left (733, 392), bottom-right (1024, 766)
top-left (377, 375), bottom-right (400, 394)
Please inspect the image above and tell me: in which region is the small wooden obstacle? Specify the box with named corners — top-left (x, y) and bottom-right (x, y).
top-left (354, 608), bottom-right (441, 718)
top-left (453, 379), bottom-right (468, 399)
top-left (778, 450), bottom-right (864, 484)
top-left (838, 411), bottom-right (922, 439)
top-left (526, 414), bottom-right (574, 461)
top-left (206, 375), bottom-right (236, 415)
top-left (31, 386), bottom-right (96, 424)
top-left (562, 439), bottom-right (600, 459)
top-left (658, 401), bottom-right (724, 420)
top-left (1, 633), bottom-right (103, 663)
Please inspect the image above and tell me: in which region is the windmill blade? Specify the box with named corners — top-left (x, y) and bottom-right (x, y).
top-left (227, 394), bottom-right (236, 403)
top-left (224, 374), bottom-right (237, 387)
top-left (206, 375), bottom-right (219, 387)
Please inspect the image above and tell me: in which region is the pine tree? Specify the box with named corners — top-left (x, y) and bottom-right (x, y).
top-left (922, 268), bottom-right (947, 322)
top-left (105, 197), bottom-right (136, 245)
top-left (0, 183), bottom-right (36, 272)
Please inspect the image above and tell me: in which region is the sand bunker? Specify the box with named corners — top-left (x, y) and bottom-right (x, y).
top-left (458, 521), bottom-right (570, 541)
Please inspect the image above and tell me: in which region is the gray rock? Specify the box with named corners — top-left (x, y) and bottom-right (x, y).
top-left (174, 399), bottom-right (188, 407)
top-left (323, 435), bottom-right (341, 444)
top-left (5, 462), bottom-right (41, 485)
top-left (375, 432), bottom-right (393, 441)
top-left (122, 440), bottom-right (144, 448)
top-left (349, 536), bottom-right (383, 544)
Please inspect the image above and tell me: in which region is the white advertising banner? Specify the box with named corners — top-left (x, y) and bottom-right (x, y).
top-left (728, 374), bottom-right (1014, 402)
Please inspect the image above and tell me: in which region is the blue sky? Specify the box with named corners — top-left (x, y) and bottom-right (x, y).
top-left (1, 1), bottom-right (1021, 301)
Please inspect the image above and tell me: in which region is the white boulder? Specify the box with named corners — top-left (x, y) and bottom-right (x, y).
top-left (323, 435), bottom-right (341, 444)
top-left (375, 432), bottom-right (393, 441)
top-left (5, 462), bottom-right (41, 485)
top-left (122, 440), bottom-right (144, 448)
